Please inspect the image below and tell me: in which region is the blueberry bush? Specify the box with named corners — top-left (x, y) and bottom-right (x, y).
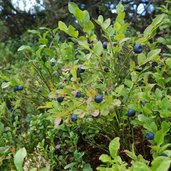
top-left (0, 2), bottom-right (171, 171)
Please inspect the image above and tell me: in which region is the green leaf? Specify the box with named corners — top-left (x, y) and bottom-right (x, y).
top-left (30, 169), bottom-right (37, 171)
top-left (146, 49), bottom-right (161, 62)
top-left (36, 45), bottom-right (46, 57)
top-left (99, 154), bottom-right (112, 163)
top-left (152, 14), bottom-right (165, 27)
top-left (68, 25), bottom-right (79, 37)
top-left (124, 150), bottom-right (137, 160)
top-left (98, 15), bottom-right (104, 24)
top-left (154, 130), bottom-right (164, 146)
top-left (68, 2), bottom-right (78, 14)
top-left (18, 45), bottom-right (32, 52)
top-left (151, 157), bottom-right (171, 171)
top-left (138, 53), bottom-right (146, 66)
top-left (14, 148), bottom-right (27, 171)
top-left (58, 21), bottom-right (68, 32)
top-left (40, 166), bottom-right (50, 171)
top-left (83, 164), bottom-right (93, 171)
top-left (165, 58), bottom-right (171, 68)
top-left (64, 162), bottom-right (77, 169)
top-left (93, 41), bottom-right (103, 56)
top-left (116, 3), bottom-right (124, 13)
top-left (28, 29), bottom-right (40, 36)
top-left (83, 21), bottom-right (94, 32)
top-left (131, 161), bottom-right (151, 171)
top-left (0, 122), bottom-right (4, 136)
top-left (74, 7), bottom-right (85, 21)
top-left (109, 137), bottom-right (120, 159)
top-left (102, 18), bottom-right (111, 29)
top-left (114, 22), bottom-right (121, 32)
top-left (1, 81), bottom-right (10, 89)
top-left (39, 38), bottom-right (48, 44)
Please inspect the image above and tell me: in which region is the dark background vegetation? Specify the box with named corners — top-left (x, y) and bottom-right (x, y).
top-left (0, 0), bottom-right (165, 65)
top-left (0, 0), bottom-right (164, 40)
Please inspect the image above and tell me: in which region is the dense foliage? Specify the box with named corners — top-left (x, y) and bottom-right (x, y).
top-left (0, 1), bottom-right (171, 171)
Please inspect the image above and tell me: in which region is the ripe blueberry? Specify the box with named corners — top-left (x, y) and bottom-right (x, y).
top-left (95, 94), bottom-right (103, 103)
top-left (50, 58), bottom-right (56, 67)
top-left (152, 62), bottom-right (158, 67)
top-left (103, 41), bottom-right (108, 49)
top-left (50, 61), bottom-right (55, 67)
top-left (146, 132), bottom-right (154, 140)
top-left (57, 97), bottom-right (64, 103)
top-left (134, 44), bottom-right (143, 54)
top-left (77, 67), bottom-right (85, 73)
top-left (71, 114), bottom-right (77, 122)
top-left (18, 86), bottom-right (24, 91)
top-left (13, 85), bottom-right (24, 92)
top-left (127, 109), bottom-right (136, 117)
top-left (76, 92), bottom-right (82, 98)
top-left (104, 67), bottom-right (109, 72)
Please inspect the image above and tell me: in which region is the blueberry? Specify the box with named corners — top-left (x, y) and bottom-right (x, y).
top-left (95, 94), bottom-right (103, 103)
top-left (18, 86), bottom-right (24, 91)
top-left (146, 132), bottom-right (154, 140)
top-left (50, 61), bottom-right (55, 67)
top-left (13, 85), bottom-right (24, 92)
top-left (152, 62), bottom-right (158, 67)
top-left (127, 109), bottom-right (136, 117)
top-left (57, 97), bottom-right (64, 103)
top-left (50, 58), bottom-right (56, 67)
top-left (71, 114), bottom-right (77, 122)
top-left (104, 67), bottom-right (109, 72)
top-left (13, 86), bottom-right (19, 92)
top-left (103, 41), bottom-right (108, 49)
top-left (76, 92), bottom-right (82, 98)
top-left (77, 67), bottom-right (85, 73)
top-left (64, 78), bottom-right (67, 82)
top-left (134, 44), bottom-right (143, 54)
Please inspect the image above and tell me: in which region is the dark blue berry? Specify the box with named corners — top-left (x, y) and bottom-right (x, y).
top-left (127, 109), bottom-right (136, 117)
top-left (76, 92), bottom-right (82, 98)
top-left (57, 97), bottom-right (64, 103)
top-left (95, 94), bottom-right (103, 103)
top-left (152, 62), bottom-right (158, 67)
top-left (13, 85), bottom-right (24, 92)
top-left (146, 132), bottom-right (154, 140)
top-left (71, 114), bottom-right (77, 122)
top-left (103, 41), bottom-right (108, 49)
top-left (134, 44), bottom-right (143, 54)
top-left (104, 67), bottom-right (109, 72)
top-left (13, 86), bottom-right (19, 92)
top-left (77, 67), bottom-right (85, 73)
top-left (50, 61), bottom-right (55, 67)
top-left (18, 86), bottom-right (24, 91)
top-left (50, 59), bottom-right (56, 67)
